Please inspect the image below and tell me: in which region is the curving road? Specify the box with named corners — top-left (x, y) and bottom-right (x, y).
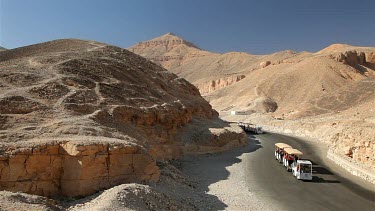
top-left (245, 132), bottom-right (375, 211)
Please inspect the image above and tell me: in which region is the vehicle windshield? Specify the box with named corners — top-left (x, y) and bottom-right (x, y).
top-left (300, 164), bottom-right (312, 173)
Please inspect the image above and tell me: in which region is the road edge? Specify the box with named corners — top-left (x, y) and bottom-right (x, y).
top-left (327, 150), bottom-right (375, 184)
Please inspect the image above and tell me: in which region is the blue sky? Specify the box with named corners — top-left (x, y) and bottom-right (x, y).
top-left (1, 0), bottom-right (374, 54)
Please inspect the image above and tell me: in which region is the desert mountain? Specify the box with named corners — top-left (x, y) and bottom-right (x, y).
top-left (0, 39), bottom-right (246, 197)
top-left (130, 33), bottom-right (314, 93)
top-left (130, 34), bottom-right (374, 113)
top-left (130, 34), bottom-right (375, 177)
top-left (0, 47), bottom-right (6, 51)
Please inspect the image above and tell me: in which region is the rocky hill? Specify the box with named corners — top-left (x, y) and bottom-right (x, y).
top-left (0, 47), bottom-right (6, 51)
top-left (0, 39), bottom-right (246, 197)
top-left (129, 33), bottom-right (305, 94)
top-left (130, 34), bottom-right (375, 182)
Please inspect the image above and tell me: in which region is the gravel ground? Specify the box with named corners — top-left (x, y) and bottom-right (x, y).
top-left (179, 142), bottom-right (282, 211)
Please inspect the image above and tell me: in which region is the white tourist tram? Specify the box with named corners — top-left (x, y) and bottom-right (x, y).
top-left (274, 143), bottom-right (291, 163)
top-left (274, 145), bottom-right (313, 181)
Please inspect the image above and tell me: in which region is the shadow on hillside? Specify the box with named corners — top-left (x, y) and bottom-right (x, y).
top-left (176, 135), bottom-right (262, 210)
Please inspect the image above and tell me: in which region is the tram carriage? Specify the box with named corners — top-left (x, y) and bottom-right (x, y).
top-left (274, 144), bottom-right (313, 181)
top-left (283, 148), bottom-right (303, 171)
top-left (274, 143), bottom-right (291, 163)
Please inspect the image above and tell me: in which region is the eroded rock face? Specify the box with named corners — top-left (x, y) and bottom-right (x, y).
top-left (364, 52), bottom-right (375, 69)
top-left (0, 39), bottom-right (245, 197)
top-left (196, 75), bottom-right (246, 94)
top-left (330, 128), bottom-right (375, 170)
top-left (330, 50), bottom-right (366, 67)
top-left (0, 141), bottom-right (159, 197)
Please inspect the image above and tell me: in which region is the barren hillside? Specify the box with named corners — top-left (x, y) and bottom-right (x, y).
top-left (129, 33), bottom-right (310, 93)
top-left (130, 34), bottom-right (375, 181)
top-left (0, 39), bottom-right (246, 197)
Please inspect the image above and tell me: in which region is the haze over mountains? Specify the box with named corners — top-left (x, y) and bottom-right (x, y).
top-left (130, 33), bottom-right (375, 177)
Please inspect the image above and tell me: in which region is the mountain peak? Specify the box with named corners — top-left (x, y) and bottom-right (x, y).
top-left (130, 33), bottom-right (201, 52)
top-left (316, 43), bottom-right (355, 54)
top-left (164, 32), bottom-right (176, 36)
top-left (150, 32), bottom-right (184, 42)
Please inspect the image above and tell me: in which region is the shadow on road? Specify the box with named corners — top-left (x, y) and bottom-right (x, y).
top-left (176, 135), bottom-right (261, 210)
top-left (313, 166), bottom-right (334, 175)
top-left (306, 176), bottom-right (341, 183)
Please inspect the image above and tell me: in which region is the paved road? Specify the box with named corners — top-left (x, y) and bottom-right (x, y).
top-left (245, 132), bottom-right (375, 211)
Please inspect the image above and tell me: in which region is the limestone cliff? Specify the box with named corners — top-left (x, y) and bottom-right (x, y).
top-left (196, 75), bottom-right (246, 95)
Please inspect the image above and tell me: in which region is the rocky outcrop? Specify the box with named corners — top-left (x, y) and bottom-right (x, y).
top-left (260, 61), bottom-right (271, 68)
top-left (330, 127), bottom-right (374, 170)
top-left (364, 51), bottom-right (375, 69)
top-left (0, 141), bottom-right (159, 197)
top-left (245, 97), bottom-right (278, 113)
top-left (196, 75), bottom-right (246, 94)
top-left (0, 39), bottom-right (245, 197)
top-left (330, 50), bottom-right (366, 67)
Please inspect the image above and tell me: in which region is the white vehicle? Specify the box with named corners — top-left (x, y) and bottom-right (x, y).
top-left (238, 122), bottom-right (264, 134)
top-left (292, 160), bottom-right (313, 181)
top-left (274, 143), bottom-right (292, 163)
